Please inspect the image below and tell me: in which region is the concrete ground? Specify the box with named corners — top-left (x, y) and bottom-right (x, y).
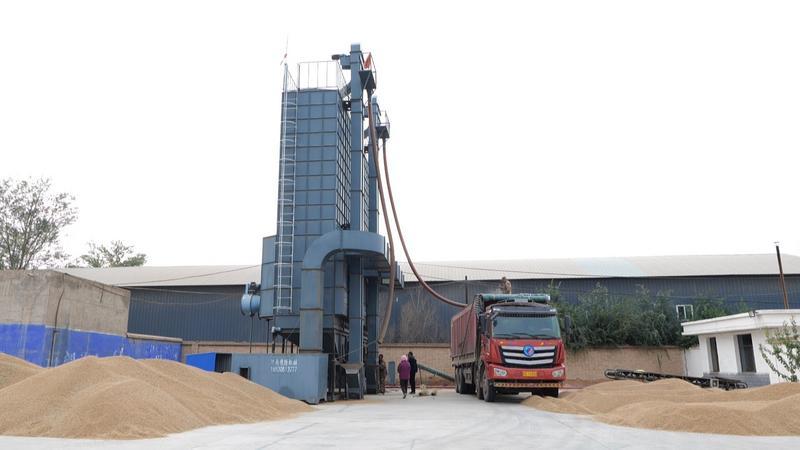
top-left (2, 389), bottom-right (799, 449)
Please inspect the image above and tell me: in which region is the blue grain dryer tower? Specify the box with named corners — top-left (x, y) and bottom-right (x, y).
top-left (237, 44), bottom-right (401, 403)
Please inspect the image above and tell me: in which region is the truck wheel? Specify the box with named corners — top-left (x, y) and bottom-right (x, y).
top-left (464, 378), bottom-right (475, 395)
top-left (457, 368), bottom-right (470, 395)
top-left (476, 368), bottom-right (485, 400)
top-left (482, 368), bottom-right (496, 403)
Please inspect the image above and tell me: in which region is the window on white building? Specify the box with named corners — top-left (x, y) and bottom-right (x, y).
top-left (708, 337), bottom-right (720, 373)
top-left (736, 334), bottom-right (756, 373)
top-left (676, 304), bottom-right (694, 322)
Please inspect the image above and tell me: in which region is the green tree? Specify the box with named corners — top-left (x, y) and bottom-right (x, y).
top-left (80, 241), bottom-right (147, 267)
top-left (552, 283), bottom-right (707, 350)
top-left (692, 298), bottom-right (729, 320)
top-left (759, 318), bottom-right (800, 382)
top-left (0, 178), bottom-right (77, 269)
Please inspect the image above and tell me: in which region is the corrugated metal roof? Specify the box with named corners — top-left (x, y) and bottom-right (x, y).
top-left (404, 254), bottom-right (800, 282)
top-left (56, 253), bottom-right (800, 287)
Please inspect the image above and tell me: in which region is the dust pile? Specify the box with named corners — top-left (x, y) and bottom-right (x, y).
top-left (0, 354), bottom-right (313, 439)
top-left (524, 379), bottom-right (800, 436)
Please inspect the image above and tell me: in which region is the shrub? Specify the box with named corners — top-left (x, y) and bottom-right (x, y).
top-left (553, 284), bottom-right (684, 350)
top-left (759, 318), bottom-right (800, 382)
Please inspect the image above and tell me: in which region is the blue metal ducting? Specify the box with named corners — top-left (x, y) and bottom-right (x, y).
top-left (299, 230), bottom-right (389, 353)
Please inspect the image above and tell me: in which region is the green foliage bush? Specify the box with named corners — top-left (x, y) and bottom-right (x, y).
top-left (758, 318), bottom-right (800, 382)
top-left (548, 283), bottom-right (747, 350)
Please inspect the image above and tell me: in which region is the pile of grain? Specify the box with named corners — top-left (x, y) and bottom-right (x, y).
top-left (0, 354), bottom-right (313, 439)
top-left (0, 353), bottom-right (42, 389)
top-left (524, 379), bottom-right (800, 436)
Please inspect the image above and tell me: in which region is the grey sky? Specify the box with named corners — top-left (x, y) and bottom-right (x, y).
top-left (1, 1), bottom-right (798, 266)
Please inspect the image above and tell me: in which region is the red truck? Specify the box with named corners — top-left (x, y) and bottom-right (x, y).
top-left (451, 293), bottom-right (571, 402)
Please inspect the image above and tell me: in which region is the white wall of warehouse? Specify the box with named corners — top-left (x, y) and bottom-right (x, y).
top-left (683, 310), bottom-right (800, 385)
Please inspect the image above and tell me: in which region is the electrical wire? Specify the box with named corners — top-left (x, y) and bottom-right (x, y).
top-left (130, 296), bottom-right (238, 306)
top-left (122, 278), bottom-right (796, 308)
top-left (81, 262), bottom-right (794, 307)
top-left (405, 261), bottom-right (800, 282)
top-left (128, 287), bottom-right (243, 297)
top-left (452, 278), bottom-right (799, 302)
top-left (406, 262), bottom-right (616, 279)
top-left (399, 274), bottom-right (466, 285)
top-left (400, 271), bottom-right (448, 281)
top-left (115, 265), bottom-right (260, 286)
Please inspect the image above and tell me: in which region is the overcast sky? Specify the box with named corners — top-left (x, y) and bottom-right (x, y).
top-left (1, 1), bottom-right (798, 267)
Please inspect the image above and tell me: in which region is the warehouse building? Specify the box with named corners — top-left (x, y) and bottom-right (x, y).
top-left (0, 270), bottom-right (181, 366)
top-left (57, 253), bottom-right (800, 349)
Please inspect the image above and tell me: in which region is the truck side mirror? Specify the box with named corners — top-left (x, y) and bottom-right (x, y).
top-left (564, 315), bottom-right (573, 336)
top-left (479, 315), bottom-right (486, 332)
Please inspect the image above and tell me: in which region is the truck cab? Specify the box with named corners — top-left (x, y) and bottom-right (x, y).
top-left (451, 293), bottom-right (570, 402)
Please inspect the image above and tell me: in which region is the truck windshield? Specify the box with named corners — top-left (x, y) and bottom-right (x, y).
top-left (491, 315), bottom-right (560, 339)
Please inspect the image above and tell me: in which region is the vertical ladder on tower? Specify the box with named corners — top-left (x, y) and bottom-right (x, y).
top-left (275, 64), bottom-right (298, 313)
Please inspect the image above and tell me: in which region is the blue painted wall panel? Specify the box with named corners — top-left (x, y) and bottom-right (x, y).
top-left (0, 323), bottom-right (181, 367)
top-left (0, 323), bottom-right (52, 365)
top-left (186, 353), bottom-right (217, 372)
top-left (125, 340), bottom-right (181, 361)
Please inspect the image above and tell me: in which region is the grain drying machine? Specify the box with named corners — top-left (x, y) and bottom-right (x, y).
top-left (235, 44), bottom-right (402, 403)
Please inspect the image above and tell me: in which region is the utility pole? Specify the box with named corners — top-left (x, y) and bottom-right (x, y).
top-left (464, 276), bottom-right (469, 304)
top-left (775, 242), bottom-right (790, 309)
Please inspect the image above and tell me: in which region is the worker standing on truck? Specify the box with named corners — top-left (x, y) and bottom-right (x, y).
top-left (500, 277), bottom-right (512, 294)
top-left (378, 354), bottom-right (387, 394)
top-left (408, 352), bottom-right (418, 394)
top-left (398, 355), bottom-right (411, 399)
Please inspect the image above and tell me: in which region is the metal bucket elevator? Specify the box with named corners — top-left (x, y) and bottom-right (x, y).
top-left (239, 43), bottom-right (402, 403)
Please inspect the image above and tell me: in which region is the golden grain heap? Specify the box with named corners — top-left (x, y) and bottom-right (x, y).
top-left (524, 378), bottom-right (800, 436)
top-left (0, 353), bottom-right (312, 439)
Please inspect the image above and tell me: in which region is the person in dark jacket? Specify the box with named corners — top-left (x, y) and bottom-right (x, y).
top-left (398, 355), bottom-right (411, 399)
top-left (377, 354), bottom-right (387, 394)
top-left (407, 352), bottom-right (418, 394)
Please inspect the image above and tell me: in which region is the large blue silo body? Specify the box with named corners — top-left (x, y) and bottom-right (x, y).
top-left (245, 44), bottom-right (401, 402)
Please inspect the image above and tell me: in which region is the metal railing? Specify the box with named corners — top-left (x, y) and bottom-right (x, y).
top-left (296, 61), bottom-right (346, 91)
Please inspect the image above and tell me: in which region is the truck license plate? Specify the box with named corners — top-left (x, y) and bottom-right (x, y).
top-left (523, 371), bottom-right (538, 378)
